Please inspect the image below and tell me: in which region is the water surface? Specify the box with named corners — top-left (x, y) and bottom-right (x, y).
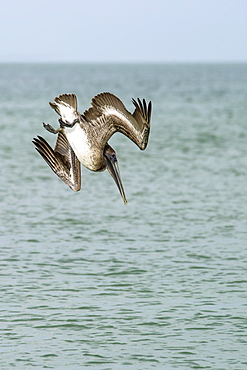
top-left (0, 63), bottom-right (247, 369)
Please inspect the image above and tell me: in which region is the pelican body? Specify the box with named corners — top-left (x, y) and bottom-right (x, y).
top-left (33, 92), bottom-right (152, 204)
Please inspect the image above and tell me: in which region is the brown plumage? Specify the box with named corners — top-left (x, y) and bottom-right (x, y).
top-left (33, 92), bottom-right (152, 204)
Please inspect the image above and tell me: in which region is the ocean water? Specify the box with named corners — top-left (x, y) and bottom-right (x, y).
top-left (0, 63), bottom-right (247, 369)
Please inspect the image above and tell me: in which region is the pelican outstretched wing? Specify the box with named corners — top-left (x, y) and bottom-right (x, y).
top-left (32, 132), bottom-right (81, 191)
top-left (82, 92), bottom-right (152, 150)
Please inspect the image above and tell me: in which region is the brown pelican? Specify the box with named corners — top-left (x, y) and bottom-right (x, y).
top-left (33, 92), bottom-right (152, 204)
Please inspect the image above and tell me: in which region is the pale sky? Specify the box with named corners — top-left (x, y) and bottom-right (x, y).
top-left (0, 0), bottom-right (247, 63)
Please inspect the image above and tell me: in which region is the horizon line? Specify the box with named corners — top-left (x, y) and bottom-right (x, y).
top-left (0, 60), bottom-right (247, 65)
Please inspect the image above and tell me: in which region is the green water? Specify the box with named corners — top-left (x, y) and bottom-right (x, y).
top-left (0, 63), bottom-right (247, 369)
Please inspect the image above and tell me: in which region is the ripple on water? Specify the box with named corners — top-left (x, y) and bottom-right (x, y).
top-left (1, 64), bottom-right (247, 369)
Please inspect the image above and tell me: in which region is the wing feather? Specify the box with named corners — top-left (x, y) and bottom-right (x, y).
top-left (33, 133), bottom-right (81, 191)
top-left (83, 92), bottom-right (152, 150)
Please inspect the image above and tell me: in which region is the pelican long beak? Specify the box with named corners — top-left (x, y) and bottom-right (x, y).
top-left (104, 151), bottom-right (128, 205)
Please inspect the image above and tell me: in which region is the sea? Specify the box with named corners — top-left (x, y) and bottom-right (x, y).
top-left (0, 63), bottom-right (247, 369)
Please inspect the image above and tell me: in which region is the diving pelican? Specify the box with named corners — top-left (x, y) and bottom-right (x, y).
top-left (33, 92), bottom-right (152, 204)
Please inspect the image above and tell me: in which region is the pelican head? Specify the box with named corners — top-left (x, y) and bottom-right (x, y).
top-left (103, 143), bottom-right (128, 205)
